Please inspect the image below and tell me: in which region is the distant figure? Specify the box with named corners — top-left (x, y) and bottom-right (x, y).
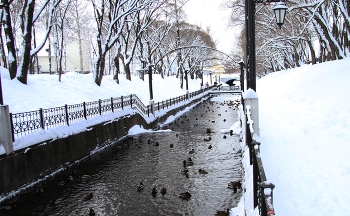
top-left (205, 82), bottom-right (209, 88)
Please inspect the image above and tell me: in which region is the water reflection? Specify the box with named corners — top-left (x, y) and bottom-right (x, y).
top-left (1, 95), bottom-right (243, 216)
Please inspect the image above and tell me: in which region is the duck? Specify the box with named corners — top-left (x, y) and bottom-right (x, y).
top-left (186, 158), bottom-right (194, 166)
top-left (176, 133), bottom-right (179, 137)
top-left (181, 169), bottom-right (189, 175)
top-left (229, 130), bottom-right (233, 136)
top-left (57, 179), bottom-right (65, 187)
top-left (170, 143), bottom-right (174, 148)
top-left (151, 187), bottom-right (158, 196)
top-left (179, 191), bottom-right (191, 199)
top-left (89, 208), bottom-right (96, 216)
top-left (228, 181), bottom-right (242, 189)
top-left (147, 139), bottom-right (151, 144)
top-left (70, 169), bottom-right (77, 175)
top-left (49, 199), bottom-right (56, 206)
top-left (154, 142), bottom-right (159, 146)
top-left (223, 119), bottom-right (226, 122)
top-left (198, 169), bottom-right (208, 174)
top-left (66, 175), bottom-right (74, 183)
top-left (223, 135), bottom-right (227, 139)
top-left (160, 187), bottom-right (167, 196)
top-left (36, 188), bottom-right (44, 194)
top-left (203, 137), bottom-right (212, 141)
top-left (137, 181), bottom-right (144, 191)
top-left (215, 209), bottom-right (230, 216)
top-left (83, 193), bottom-right (93, 201)
top-left (189, 149), bottom-right (195, 154)
top-left (183, 160), bottom-right (187, 167)
top-left (0, 204), bottom-right (16, 211)
top-left (208, 144), bottom-right (212, 149)
top-left (206, 128), bottom-right (211, 133)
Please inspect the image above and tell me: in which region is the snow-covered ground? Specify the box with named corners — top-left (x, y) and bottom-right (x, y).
top-left (1, 57), bottom-right (350, 215)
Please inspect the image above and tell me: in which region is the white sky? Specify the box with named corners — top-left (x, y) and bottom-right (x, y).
top-left (184, 0), bottom-right (238, 54)
top-left (1, 57), bottom-right (350, 215)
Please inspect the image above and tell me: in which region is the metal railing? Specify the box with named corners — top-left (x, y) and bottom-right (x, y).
top-left (10, 86), bottom-right (214, 140)
top-left (245, 104), bottom-right (276, 216)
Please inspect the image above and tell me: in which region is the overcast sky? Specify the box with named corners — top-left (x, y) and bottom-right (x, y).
top-left (183, 0), bottom-right (238, 54)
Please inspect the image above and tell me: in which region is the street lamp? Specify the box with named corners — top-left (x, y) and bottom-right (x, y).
top-left (0, 2), bottom-right (4, 105)
top-left (245, 0), bottom-right (288, 91)
top-left (0, 70), bottom-right (3, 105)
top-left (273, 2), bottom-right (288, 28)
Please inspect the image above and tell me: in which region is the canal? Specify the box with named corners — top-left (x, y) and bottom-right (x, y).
top-left (0, 94), bottom-right (243, 216)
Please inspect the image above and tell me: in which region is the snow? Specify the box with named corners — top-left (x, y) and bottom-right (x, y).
top-left (1, 57), bottom-right (350, 215)
top-left (243, 88), bottom-right (258, 99)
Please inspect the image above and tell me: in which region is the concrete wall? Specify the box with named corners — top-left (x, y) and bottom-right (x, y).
top-left (0, 96), bottom-right (204, 194)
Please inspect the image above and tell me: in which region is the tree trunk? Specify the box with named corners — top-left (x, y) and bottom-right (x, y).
top-left (94, 54), bottom-right (106, 86)
top-left (113, 53), bottom-right (120, 84)
top-left (306, 37), bottom-right (316, 65)
top-left (0, 23), bottom-right (8, 68)
top-left (124, 63), bottom-right (132, 81)
top-left (17, 0), bottom-right (35, 85)
top-left (2, 0), bottom-right (17, 79)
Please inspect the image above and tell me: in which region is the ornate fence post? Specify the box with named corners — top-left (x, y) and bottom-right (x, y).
top-left (65, 104), bottom-right (70, 126)
top-left (130, 95), bottom-right (133, 108)
top-left (111, 97), bottom-right (114, 112)
top-left (259, 181), bottom-right (276, 216)
top-left (39, 108), bottom-right (45, 129)
top-left (83, 102), bottom-right (87, 119)
top-left (250, 141), bottom-right (261, 207)
top-left (121, 96), bottom-right (124, 110)
top-left (149, 100), bottom-right (155, 116)
top-left (9, 113), bottom-right (14, 142)
top-left (0, 105), bottom-right (14, 155)
top-left (98, 99), bottom-right (102, 115)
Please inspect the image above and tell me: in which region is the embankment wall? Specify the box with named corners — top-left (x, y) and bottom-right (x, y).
top-left (0, 96), bottom-right (206, 194)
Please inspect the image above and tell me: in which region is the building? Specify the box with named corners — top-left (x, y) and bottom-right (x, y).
top-left (38, 39), bottom-right (91, 73)
top-left (203, 62), bottom-right (225, 75)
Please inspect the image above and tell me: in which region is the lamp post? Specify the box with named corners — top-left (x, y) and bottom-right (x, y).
top-left (245, 0), bottom-right (288, 91)
top-left (0, 70), bottom-right (3, 105)
top-left (0, 2), bottom-right (4, 105)
top-left (238, 61), bottom-right (245, 92)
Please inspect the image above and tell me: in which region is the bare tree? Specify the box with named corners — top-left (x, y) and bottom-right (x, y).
top-left (65, 0), bottom-right (94, 73)
top-left (1, 0), bottom-right (61, 84)
top-left (91, 0), bottom-right (158, 86)
top-left (54, 0), bottom-right (72, 81)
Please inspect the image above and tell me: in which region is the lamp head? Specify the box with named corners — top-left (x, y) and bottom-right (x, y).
top-left (273, 2), bottom-right (288, 28)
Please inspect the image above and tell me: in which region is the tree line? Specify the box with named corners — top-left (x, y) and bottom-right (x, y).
top-left (0, 0), bottom-right (217, 87)
top-left (226, 0), bottom-right (349, 77)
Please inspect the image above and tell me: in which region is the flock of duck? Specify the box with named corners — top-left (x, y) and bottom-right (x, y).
top-left (0, 98), bottom-right (242, 215)
top-left (0, 166), bottom-right (98, 215)
top-left (141, 99), bottom-right (241, 215)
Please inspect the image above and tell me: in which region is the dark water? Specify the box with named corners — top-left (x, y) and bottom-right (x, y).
top-left (1, 95), bottom-right (243, 216)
